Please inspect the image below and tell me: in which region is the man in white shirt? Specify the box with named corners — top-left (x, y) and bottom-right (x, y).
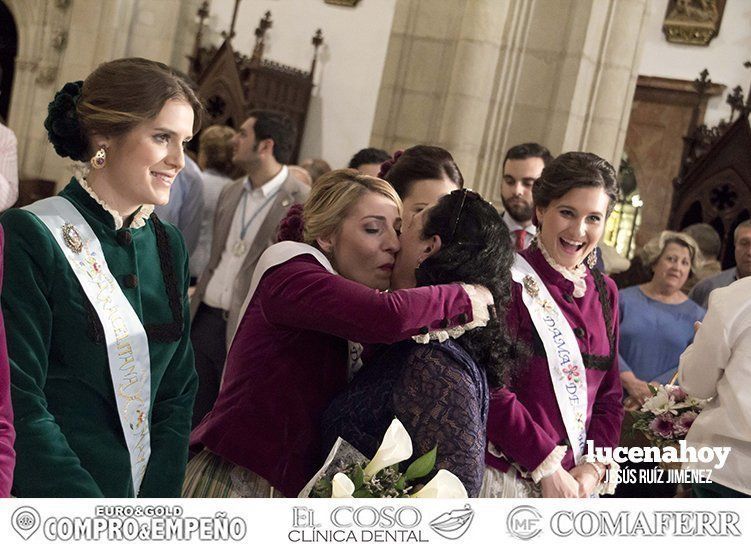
top-left (679, 275), bottom-right (751, 497)
top-left (190, 110), bottom-right (310, 427)
top-left (499, 143), bottom-right (552, 251)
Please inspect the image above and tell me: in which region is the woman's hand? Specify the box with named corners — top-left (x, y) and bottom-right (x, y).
top-left (569, 463), bottom-right (601, 497)
top-left (540, 467), bottom-right (579, 498)
top-left (620, 371), bottom-right (652, 405)
top-left (471, 284), bottom-right (493, 308)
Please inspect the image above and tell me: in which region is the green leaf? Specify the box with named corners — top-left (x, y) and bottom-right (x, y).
top-left (404, 446), bottom-right (437, 481)
top-left (311, 477), bottom-right (332, 498)
top-left (395, 475), bottom-right (406, 491)
top-left (351, 464), bottom-right (364, 489)
top-left (353, 488), bottom-right (375, 498)
top-left (647, 383), bottom-right (658, 395)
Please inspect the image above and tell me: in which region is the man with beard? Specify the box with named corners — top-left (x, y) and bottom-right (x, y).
top-left (499, 143), bottom-right (552, 251)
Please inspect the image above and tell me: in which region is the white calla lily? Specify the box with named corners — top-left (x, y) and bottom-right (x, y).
top-left (331, 472), bottom-right (355, 498)
top-left (410, 469), bottom-right (468, 498)
top-left (364, 418), bottom-right (413, 477)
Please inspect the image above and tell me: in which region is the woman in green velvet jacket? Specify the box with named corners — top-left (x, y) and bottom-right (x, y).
top-left (0, 58), bottom-right (202, 497)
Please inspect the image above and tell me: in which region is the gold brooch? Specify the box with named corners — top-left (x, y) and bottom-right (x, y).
top-left (522, 275), bottom-right (539, 297)
top-left (61, 223), bottom-right (83, 253)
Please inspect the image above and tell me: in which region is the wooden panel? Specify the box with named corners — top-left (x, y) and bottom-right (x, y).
top-left (624, 76), bottom-right (724, 246)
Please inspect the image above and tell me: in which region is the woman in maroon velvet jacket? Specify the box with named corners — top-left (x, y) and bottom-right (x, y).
top-left (0, 225), bottom-right (17, 497)
top-left (185, 170), bottom-right (492, 498)
top-left (482, 152), bottom-right (624, 498)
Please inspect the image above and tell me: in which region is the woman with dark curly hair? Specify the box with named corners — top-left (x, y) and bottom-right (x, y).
top-left (482, 152), bottom-right (624, 498)
top-left (0, 58), bottom-right (202, 497)
top-left (322, 189), bottom-right (517, 496)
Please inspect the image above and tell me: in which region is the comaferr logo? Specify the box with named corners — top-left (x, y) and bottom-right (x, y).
top-left (507, 505), bottom-right (543, 540)
top-left (550, 510), bottom-right (742, 537)
top-left (429, 504), bottom-right (474, 540)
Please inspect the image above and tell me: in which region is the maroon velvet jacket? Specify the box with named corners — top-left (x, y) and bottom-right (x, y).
top-left (485, 246), bottom-right (623, 475)
top-left (0, 226), bottom-right (16, 496)
top-left (191, 254), bottom-right (476, 497)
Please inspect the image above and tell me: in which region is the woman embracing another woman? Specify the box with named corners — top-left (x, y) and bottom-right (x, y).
top-left (482, 152), bottom-right (624, 498)
top-left (186, 169), bottom-right (494, 498)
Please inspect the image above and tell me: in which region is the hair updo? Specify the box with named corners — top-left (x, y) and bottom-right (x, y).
top-left (302, 169), bottom-right (402, 247)
top-left (532, 151), bottom-right (619, 217)
top-left (380, 145), bottom-right (464, 199)
top-left (44, 57), bottom-right (203, 162)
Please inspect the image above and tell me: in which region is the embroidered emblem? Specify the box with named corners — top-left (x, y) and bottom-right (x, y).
top-left (61, 223), bottom-right (83, 253)
top-left (522, 275), bottom-right (539, 297)
top-left (523, 275), bottom-right (556, 315)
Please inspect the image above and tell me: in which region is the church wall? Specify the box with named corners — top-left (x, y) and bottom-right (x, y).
top-left (638, 0), bottom-right (751, 127)
top-left (210, 0), bottom-right (396, 170)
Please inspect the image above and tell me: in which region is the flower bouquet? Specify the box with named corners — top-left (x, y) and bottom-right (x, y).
top-left (631, 384), bottom-right (707, 469)
top-left (300, 418), bottom-right (467, 498)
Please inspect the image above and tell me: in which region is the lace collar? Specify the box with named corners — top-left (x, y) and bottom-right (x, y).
top-left (78, 176), bottom-right (153, 230)
top-left (537, 240), bottom-right (588, 298)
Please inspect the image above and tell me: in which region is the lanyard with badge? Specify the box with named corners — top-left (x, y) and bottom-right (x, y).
top-left (232, 187), bottom-right (282, 256)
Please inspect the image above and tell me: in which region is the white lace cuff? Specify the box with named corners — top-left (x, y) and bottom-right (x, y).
top-left (411, 283), bottom-right (491, 344)
top-left (530, 445), bottom-right (567, 483)
top-left (580, 454), bottom-right (620, 495)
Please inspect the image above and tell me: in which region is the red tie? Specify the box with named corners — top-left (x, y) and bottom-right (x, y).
top-left (514, 229), bottom-right (527, 251)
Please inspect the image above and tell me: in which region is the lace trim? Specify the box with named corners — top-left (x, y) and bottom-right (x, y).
top-left (78, 176), bottom-right (153, 229)
top-left (530, 445), bottom-right (567, 483)
top-left (411, 283), bottom-right (491, 344)
top-left (538, 241), bottom-right (587, 298)
top-left (580, 454), bottom-right (620, 495)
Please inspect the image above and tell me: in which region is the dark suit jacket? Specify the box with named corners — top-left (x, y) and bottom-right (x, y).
top-left (190, 171), bottom-right (309, 345)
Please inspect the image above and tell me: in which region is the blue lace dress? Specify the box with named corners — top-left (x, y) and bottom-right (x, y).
top-left (321, 340), bottom-right (489, 496)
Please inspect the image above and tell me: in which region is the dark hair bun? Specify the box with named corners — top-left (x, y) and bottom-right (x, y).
top-left (377, 150), bottom-right (403, 179)
top-left (44, 80), bottom-right (88, 161)
top-left (277, 203), bottom-right (305, 242)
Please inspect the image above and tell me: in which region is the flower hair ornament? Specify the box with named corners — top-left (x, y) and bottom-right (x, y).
top-left (44, 80), bottom-right (89, 162)
top-left (377, 150), bottom-right (403, 179)
top-left (277, 203), bottom-right (305, 242)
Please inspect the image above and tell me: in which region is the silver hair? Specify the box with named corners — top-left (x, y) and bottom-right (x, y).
top-left (640, 230), bottom-right (701, 278)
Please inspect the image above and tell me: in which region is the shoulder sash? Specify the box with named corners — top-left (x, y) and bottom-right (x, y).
top-left (24, 196), bottom-right (151, 495)
top-left (511, 253), bottom-right (587, 463)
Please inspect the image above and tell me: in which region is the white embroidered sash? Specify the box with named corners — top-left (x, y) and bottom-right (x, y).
top-left (511, 253), bottom-right (588, 463)
top-left (228, 241), bottom-right (362, 378)
top-left (25, 197), bottom-right (151, 495)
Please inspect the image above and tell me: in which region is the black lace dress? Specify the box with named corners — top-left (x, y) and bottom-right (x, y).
top-left (321, 340), bottom-right (489, 496)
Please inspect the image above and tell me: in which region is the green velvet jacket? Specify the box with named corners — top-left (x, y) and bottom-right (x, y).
top-left (0, 178), bottom-right (197, 497)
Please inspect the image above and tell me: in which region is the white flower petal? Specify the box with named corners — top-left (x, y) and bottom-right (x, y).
top-left (331, 473), bottom-right (355, 498)
top-left (410, 469), bottom-right (468, 499)
top-left (364, 418), bottom-right (413, 477)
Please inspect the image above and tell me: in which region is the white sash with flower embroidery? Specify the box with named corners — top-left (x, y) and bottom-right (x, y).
top-left (25, 196), bottom-right (151, 495)
top-left (511, 253), bottom-right (587, 463)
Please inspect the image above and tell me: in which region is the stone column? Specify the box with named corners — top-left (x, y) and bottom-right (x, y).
top-left (372, 0), bottom-right (649, 202)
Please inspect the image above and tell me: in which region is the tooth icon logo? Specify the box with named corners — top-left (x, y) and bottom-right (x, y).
top-left (429, 504), bottom-right (474, 540)
top-left (11, 506), bottom-right (41, 541)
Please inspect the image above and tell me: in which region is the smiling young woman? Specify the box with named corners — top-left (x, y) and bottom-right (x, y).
top-left (0, 58), bottom-right (203, 498)
top-left (482, 152), bottom-right (624, 499)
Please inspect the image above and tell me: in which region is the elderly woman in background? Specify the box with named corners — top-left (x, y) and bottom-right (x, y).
top-left (618, 231), bottom-right (705, 404)
top-left (190, 125), bottom-right (236, 281)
